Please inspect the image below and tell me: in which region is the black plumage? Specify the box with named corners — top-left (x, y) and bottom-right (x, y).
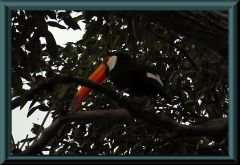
top-left (106, 53), bottom-right (171, 101)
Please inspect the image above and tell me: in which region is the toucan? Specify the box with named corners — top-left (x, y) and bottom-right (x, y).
top-left (70, 53), bottom-right (171, 112)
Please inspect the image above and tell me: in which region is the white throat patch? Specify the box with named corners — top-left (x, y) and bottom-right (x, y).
top-left (107, 55), bottom-right (117, 71)
top-left (146, 72), bottom-right (163, 86)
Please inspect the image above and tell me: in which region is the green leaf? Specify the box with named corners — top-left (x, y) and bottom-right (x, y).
top-left (111, 123), bottom-right (124, 133)
top-left (169, 73), bottom-right (181, 90)
top-left (12, 71), bottom-right (23, 94)
top-left (27, 106), bottom-right (38, 117)
top-left (45, 11), bottom-right (57, 19)
top-left (31, 123), bottom-right (42, 135)
top-left (193, 76), bottom-right (203, 84)
top-left (44, 30), bottom-right (58, 59)
top-left (178, 141), bottom-right (187, 154)
top-left (213, 106), bottom-right (223, 118)
top-left (201, 137), bottom-right (211, 145)
top-left (183, 70), bottom-right (196, 77)
top-left (194, 86), bottom-right (207, 101)
top-left (47, 21), bottom-right (66, 29)
top-left (63, 17), bottom-right (81, 30)
top-left (184, 99), bottom-right (195, 104)
top-left (20, 100), bottom-right (28, 110)
top-left (36, 15), bottom-right (48, 33)
top-left (37, 104), bottom-right (49, 112)
top-left (205, 106), bottom-right (214, 119)
top-left (28, 104), bottom-right (49, 118)
top-left (115, 143), bottom-right (128, 154)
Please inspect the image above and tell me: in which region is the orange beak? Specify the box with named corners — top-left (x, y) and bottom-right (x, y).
top-left (70, 57), bottom-right (110, 112)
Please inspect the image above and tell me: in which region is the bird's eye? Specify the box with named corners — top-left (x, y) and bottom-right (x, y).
top-left (104, 57), bottom-right (109, 62)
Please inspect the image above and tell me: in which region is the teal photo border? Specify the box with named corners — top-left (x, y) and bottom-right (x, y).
top-left (0, 0), bottom-right (239, 163)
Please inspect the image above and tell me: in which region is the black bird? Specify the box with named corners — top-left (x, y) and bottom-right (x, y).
top-left (70, 53), bottom-right (171, 111)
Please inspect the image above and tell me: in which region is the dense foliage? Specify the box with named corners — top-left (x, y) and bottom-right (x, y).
top-left (11, 10), bottom-right (228, 155)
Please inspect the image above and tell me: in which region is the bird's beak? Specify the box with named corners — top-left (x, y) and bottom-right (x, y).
top-left (70, 57), bottom-right (110, 112)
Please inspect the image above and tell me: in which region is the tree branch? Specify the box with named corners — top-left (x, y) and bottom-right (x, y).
top-left (12, 73), bottom-right (228, 155)
top-left (18, 109), bottom-right (131, 155)
top-left (11, 73), bottom-right (120, 110)
top-left (18, 108), bottom-right (228, 155)
top-left (198, 139), bottom-right (227, 151)
top-left (197, 136), bottom-right (228, 155)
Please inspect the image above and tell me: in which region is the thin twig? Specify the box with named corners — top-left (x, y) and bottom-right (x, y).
top-left (11, 134), bottom-right (15, 145)
top-left (33, 105), bottom-right (52, 144)
top-left (20, 134), bottom-right (29, 150)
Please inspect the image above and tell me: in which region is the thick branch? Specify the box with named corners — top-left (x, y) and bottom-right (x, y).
top-left (11, 74), bottom-right (120, 110)
top-left (18, 108), bottom-right (228, 155)
top-left (198, 139), bottom-right (227, 151)
top-left (12, 73), bottom-right (228, 155)
top-left (19, 109), bottom-right (131, 155)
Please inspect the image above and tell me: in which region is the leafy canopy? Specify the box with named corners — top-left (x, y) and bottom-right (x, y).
top-left (11, 10), bottom-right (228, 155)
